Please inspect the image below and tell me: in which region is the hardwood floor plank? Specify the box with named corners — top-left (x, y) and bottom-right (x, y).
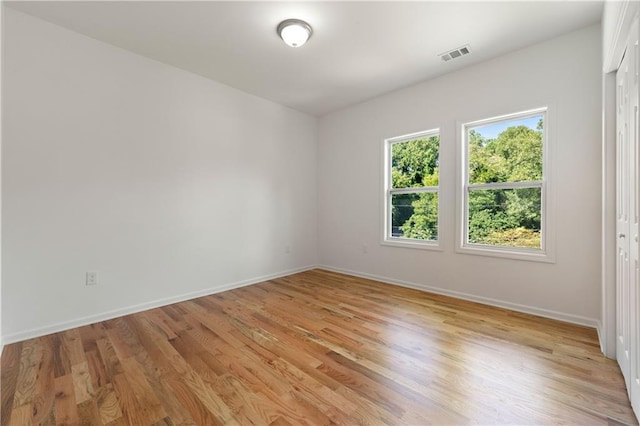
top-left (153, 338), bottom-right (235, 424)
top-left (31, 390), bottom-right (56, 425)
top-left (34, 336), bottom-right (55, 396)
top-left (1, 269), bottom-right (637, 425)
top-left (94, 384), bottom-right (123, 425)
top-left (61, 329), bottom-right (86, 367)
top-left (77, 399), bottom-right (102, 426)
top-left (119, 320), bottom-right (202, 425)
top-left (51, 335), bottom-right (71, 379)
top-left (78, 324), bottom-right (102, 356)
top-left (71, 361), bottom-right (95, 404)
top-left (53, 374), bottom-right (79, 425)
top-left (267, 357), bottom-right (355, 423)
top-left (118, 357), bottom-right (167, 424)
top-left (8, 404), bottom-right (32, 426)
top-left (85, 349), bottom-right (108, 390)
top-left (96, 338), bottom-right (123, 381)
top-left (161, 376), bottom-right (222, 426)
top-left (268, 416), bottom-right (292, 426)
top-left (148, 309), bottom-right (180, 340)
top-left (126, 340), bottom-right (196, 424)
top-left (150, 417), bottom-right (173, 426)
top-left (1, 342), bottom-right (23, 425)
top-left (112, 374), bottom-right (151, 425)
top-left (105, 328), bottom-right (134, 361)
top-left (12, 339), bottom-right (43, 409)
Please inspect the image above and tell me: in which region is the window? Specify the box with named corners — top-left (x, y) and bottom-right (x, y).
top-left (383, 129), bottom-right (440, 249)
top-left (460, 108), bottom-right (552, 261)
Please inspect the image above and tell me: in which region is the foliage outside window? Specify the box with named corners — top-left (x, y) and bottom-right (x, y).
top-left (384, 130), bottom-right (440, 247)
top-left (462, 109), bottom-right (547, 255)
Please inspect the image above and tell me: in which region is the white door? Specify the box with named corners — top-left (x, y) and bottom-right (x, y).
top-left (629, 23), bottom-right (640, 416)
top-left (617, 34), bottom-right (631, 391)
top-left (617, 18), bottom-right (640, 416)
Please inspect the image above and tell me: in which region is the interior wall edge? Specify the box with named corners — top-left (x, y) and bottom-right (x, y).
top-left (596, 321), bottom-right (605, 355)
top-left (601, 69), bottom-right (618, 359)
top-left (0, 0), bottom-right (4, 361)
top-left (1, 264), bottom-right (318, 346)
top-left (318, 265), bottom-right (600, 330)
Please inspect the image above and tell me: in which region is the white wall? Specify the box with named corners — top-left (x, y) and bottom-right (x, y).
top-left (318, 25), bottom-right (602, 325)
top-left (2, 9), bottom-right (317, 342)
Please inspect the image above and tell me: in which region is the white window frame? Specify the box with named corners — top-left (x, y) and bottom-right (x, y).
top-left (382, 129), bottom-right (442, 250)
top-left (457, 107), bottom-right (555, 262)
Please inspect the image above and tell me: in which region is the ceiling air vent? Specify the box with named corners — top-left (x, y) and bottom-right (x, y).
top-left (439, 45), bottom-right (471, 62)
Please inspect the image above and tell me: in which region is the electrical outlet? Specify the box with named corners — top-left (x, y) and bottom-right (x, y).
top-left (285, 244), bottom-right (291, 254)
top-left (86, 271), bottom-right (98, 286)
top-left (362, 243), bottom-right (368, 254)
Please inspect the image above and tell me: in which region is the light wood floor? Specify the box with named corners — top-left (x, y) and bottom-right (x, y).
top-left (1, 269), bottom-right (638, 425)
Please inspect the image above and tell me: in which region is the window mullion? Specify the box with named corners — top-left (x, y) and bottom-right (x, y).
top-left (467, 181), bottom-right (543, 191)
top-left (390, 186), bottom-right (439, 195)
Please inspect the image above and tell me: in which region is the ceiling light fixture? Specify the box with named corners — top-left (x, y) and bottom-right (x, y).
top-left (277, 19), bottom-right (313, 48)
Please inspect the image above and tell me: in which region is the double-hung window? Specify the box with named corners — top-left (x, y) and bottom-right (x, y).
top-left (460, 108), bottom-right (552, 261)
top-left (384, 129), bottom-right (440, 249)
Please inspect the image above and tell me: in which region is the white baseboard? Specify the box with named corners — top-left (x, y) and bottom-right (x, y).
top-left (2, 265), bottom-right (318, 345)
top-left (318, 265), bottom-right (600, 329)
top-left (3, 263), bottom-right (601, 346)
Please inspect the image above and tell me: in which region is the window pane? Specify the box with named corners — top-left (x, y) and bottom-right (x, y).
top-left (391, 192), bottom-right (438, 240)
top-left (468, 114), bottom-right (543, 184)
top-left (392, 136), bottom-right (439, 188)
top-left (468, 188), bottom-right (541, 249)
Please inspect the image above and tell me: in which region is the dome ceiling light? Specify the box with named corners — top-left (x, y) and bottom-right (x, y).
top-left (277, 19), bottom-right (313, 48)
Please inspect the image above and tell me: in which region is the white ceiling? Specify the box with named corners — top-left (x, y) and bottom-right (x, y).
top-left (6, 1), bottom-right (603, 116)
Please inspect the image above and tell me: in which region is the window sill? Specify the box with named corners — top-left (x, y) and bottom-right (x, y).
top-left (456, 244), bottom-right (555, 263)
top-left (382, 238), bottom-right (444, 251)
